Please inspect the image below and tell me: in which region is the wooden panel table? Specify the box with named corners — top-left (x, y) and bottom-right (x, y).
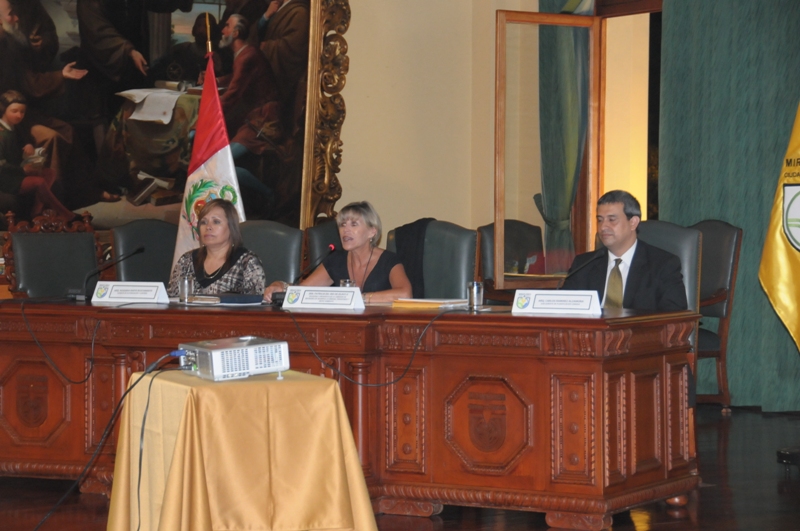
top-left (0, 302), bottom-right (698, 530)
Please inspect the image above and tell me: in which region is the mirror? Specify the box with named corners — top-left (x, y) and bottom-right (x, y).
top-left (493, 11), bottom-right (600, 289)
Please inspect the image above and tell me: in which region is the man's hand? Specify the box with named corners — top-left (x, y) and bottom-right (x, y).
top-left (62, 62), bottom-right (88, 80)
top-left (130, 49), bottom-right (148, 76)
top-left (264, 0), bottom-right (281, 19)
top-left (197, 71), bottom-right (205, 86)
top-left (22, 144), bottom-right (34, 158)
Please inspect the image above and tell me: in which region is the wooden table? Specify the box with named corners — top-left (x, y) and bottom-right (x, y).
top-left (0, 302), bottom-right (699, 530)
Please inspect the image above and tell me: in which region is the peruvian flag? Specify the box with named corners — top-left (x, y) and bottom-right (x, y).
top-left (172, 55), bottom-right (245, 267)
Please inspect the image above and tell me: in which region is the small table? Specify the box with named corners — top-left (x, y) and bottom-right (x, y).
top-left (107, 369), bottom-right (377, 531)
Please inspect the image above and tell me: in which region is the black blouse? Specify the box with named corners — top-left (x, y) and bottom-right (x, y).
top-left (322, 250), bottom-right (402, 293)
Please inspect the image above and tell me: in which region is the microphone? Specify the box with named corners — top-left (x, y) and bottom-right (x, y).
top-left (68, 246), bottom-right (146, 301)
top-left (560, 248), bottom-right (606, 285)
top-left (271, 244), bottom-right (336, 306)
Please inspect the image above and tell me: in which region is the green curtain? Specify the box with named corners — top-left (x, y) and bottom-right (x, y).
top-left (535, 0), bottom-right (590, 272)
top-left (660, 0), bottom-right (800, 411)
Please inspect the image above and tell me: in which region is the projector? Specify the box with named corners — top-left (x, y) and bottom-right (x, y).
top-left (179, 336), bottom-right (290, 381)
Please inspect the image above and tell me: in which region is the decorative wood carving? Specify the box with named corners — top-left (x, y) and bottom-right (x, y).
top-left (2, 210), bottom-right (99, 297)
top-left (306, 0), bottom-right (351, 225)
top-left (631, 367), bottom-right (663, 475)
top-left (386, 365), bottom-right (425, 474)
top-left (0, 359), bottom-right (68, 445)
top-left (546, 511), bottom-right (612, 531)
top-left (604, 370), bottom-right (627, 487)
top-left (551, 372), bottom-right (596, 485)
top-left (444, 375), bottom-right (533, 475)
top-left (436, 331), bottom-right (541, 349)
top-left (667, 359), bottom-right (690, 471)
top-left (374, 498), bottom-right (443, 517)
top-left (0, 304), bottom-right (700, 528)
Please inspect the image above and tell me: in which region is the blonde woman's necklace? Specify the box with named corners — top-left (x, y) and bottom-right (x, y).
top-left (350, 246), bottom-right (375, 290)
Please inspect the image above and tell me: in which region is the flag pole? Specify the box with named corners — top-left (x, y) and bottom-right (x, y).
top-left (205, 13), bottom-right (212, 54)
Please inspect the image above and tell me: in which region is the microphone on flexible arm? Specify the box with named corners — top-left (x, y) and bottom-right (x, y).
top-left (271, 244), bottom-right (336, 307)
top-left (559, 247), bottom-right (606, 287)
top-left (68, 246), bottom-right (146, 301)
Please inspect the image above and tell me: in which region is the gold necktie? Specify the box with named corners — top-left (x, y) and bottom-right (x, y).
top-left (605, 258), bottom-right (623, 308)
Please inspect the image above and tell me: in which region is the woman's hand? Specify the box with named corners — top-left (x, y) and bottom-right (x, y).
top-left (262, 281), bottom-right (288, 303)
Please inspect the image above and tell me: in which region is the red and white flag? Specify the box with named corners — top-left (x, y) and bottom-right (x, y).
top-left (172, 55), bottom-right (245, 266)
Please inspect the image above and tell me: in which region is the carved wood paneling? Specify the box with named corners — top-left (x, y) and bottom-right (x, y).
top-left (86, 358), bottom-right (115, 452)
top-left (379, 324), bottom-right (432, 352)
top-left (604, 370), bottom-right (627, 487)
top-left (325, 328), bottom-right (363, 346)
top-left (603, 328), bottom-right (632, 356)
top-left (631, 368), bottom-right (662, 475)
top-left (436, 331), bottom-right (541, 350)
top-left (385, 365), bottom-right (425, 474)
top-left (546, 511), bottom-right (612, 531)
top-left (551, 372), bottom-right (596, 485)
top-left (151, 324), bottom-right (316, 345)
top-left (667, 359), bottom-right (690, 472)
top-left (444, 375), bottom-right (533, 475)
top-left (0, 359), bottom-right (69, 446)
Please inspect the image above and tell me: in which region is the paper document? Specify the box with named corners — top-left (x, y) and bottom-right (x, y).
top-left (116, 89), bottom-right (183, 124)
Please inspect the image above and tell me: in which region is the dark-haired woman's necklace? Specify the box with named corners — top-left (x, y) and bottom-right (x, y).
top-left (205, 264), bottom-right (224, 280)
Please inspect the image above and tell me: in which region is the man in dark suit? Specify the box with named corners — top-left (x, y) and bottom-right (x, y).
top-left (562, 190), bottom-right (687, 312)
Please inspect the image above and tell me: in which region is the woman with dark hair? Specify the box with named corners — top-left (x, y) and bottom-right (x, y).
top-left (262, 201), bottom-right (412, 304)
top-left (0, 90), bottom-right (77, 220)
top-left (167, 198), bottom-right (265, 295)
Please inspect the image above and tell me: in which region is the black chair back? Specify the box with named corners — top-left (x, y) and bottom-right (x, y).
top-left (690, 220), bottom-right (742, 319)
top-left (12, 232), bottom-right (98, 298)
top-left (306, 218), bottom-right (342, 270)
top-left (112, 219), bottom-right (178, 284)
top-left (241, 220), bottom-right (303, 285)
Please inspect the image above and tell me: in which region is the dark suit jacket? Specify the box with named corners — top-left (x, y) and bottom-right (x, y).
top-left (561, 240), bottom-right (688, 312)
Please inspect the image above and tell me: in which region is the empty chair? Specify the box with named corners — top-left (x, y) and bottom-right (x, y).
top-left (637, 220), bottom-right (702, 316)
top-left (240, 220), bottom-right (303, 285)
top-left (389, 220), bottom-right (477, 299)
top-left (3, 210), bottom-right (100, 298)
top-left (112, 219), bottom-right (178, 284)
top-left (305, 218), bottom-right (342, 271)
top-left (690, 220), bottom-right (743, 413)
top-left (478, 220), bottom-right (545, 281)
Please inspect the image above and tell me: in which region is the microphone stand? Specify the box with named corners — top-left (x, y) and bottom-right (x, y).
top-left (69, 246), bottom-right (146, 301)
top-left (272, 244), bottom-right (336, 306)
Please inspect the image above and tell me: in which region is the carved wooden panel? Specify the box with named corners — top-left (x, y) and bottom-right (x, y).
top-left (150, 324), bottom-right (317, 345)
top-left (385, 365), bottom-right (425, 474)
top-left (604, 370), bottom-right (627, 487)
top-left (631, 368), bottom-right (662, 475)
top-left (435, 331), bottom-right (541, 350)
top-left (379, 324), bottom-right (432, 352)
top-left (551, 372), bottom-right (595, 485)
top-left (444, 375), bottom-right (533, 475)
top-left (667, 359), bottom-right (690, 472)
top-left (0, 359), bottom-right (69, 446)
top-left (86, 357), bottom-right (115, 452)
top-left (603, 329), bottom-right (632, 356)
top-left (290, 354), bottom-right (338, 379)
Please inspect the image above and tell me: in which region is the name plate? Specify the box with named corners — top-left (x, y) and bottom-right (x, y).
top-left (511, 290), bottom-right (601, 317)
top-left (281, 286), bottom-right (365, 310)
top-left (91, 281), bottom-right (170, 305)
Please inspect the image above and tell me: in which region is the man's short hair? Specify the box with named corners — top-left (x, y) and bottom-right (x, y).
top-left (229, 14), bottom-right (249, 42)
top-left (597, 190), bottom-right (641, 220)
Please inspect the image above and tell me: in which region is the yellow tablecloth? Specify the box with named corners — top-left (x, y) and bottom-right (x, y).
top-left (107, 370), bottom-right (377, 531)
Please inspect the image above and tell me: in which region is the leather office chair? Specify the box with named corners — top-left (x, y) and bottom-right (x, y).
top-left (637, 220), bottom-right (703, 316)
top-left (388, 220), bottom-right (477, 299)
top-left (305, 218), bottom-right (342, 271)
top-left (240, 220), bottom-right (303, 285)
top-left (690, 220), bottom-right (742, 414)
top-left (2, 210), bottom-right (101, 298)
top-left (112, 219), bottom-right (178, 284)
top-left (478, 220), bottom-right (545, 280)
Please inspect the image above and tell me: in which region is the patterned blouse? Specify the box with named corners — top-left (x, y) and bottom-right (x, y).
top-left (168, 247), bottom-right (266, 296)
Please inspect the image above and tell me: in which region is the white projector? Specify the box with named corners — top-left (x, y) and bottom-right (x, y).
top-left (179, 336), bottom-right (290, 381)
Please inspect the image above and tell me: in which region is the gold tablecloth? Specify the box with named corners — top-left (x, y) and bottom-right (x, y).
top-left (107, 370), bottom-right (377, 531)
